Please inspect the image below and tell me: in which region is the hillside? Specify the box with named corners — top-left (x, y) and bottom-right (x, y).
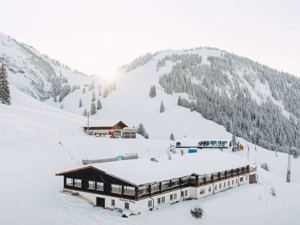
top-left (0, 31), bottom-right (98, 101)
top-left (2, 29), bottom-right (300, 152)
top-left (0, 87), bottom-right (300, 225)
top-left (42, 47), bottom-right (300, 154)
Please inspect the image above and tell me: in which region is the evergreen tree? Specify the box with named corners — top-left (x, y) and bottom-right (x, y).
top-left (160, 100), bottom-right (165, 113)
top-left (82, 87), bottom-right (86, 94)
top-left (149, 85), bottom-right (156, 98)
top-left (0, 64), bottom-right (11, 105)
top-left (137, 123), bottom-right (148, 138)
top-left (82, 109), bottom-right (87, 116)
top-left (177, 96), bottom-right (182, 106)
top-left (79, 98), bottom-right (83, 108)
top-left (97, 99), bottom-right (102, 110)
top-left (89, 81), bottom-right (95, 91)
top-left (92, 91), bottom-right (96, 101)
top-left (170, 133), bottom-right (175, 141)
top-left (90, 102), bottom-right (97, 115)
top-left (103, 88), bottom-right (108, 98)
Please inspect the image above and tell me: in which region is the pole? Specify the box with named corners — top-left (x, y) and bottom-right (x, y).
top-left (286, 145), bottom-right (291, 183)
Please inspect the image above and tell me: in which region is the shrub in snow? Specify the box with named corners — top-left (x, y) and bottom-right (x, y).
top-left (261, 163), bottom-right (269, 171)
top-left (270, 187), bottom-right (276, 197)
top-left (190, 207), bottom-right (204, 219)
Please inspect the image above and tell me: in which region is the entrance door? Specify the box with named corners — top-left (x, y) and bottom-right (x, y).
top-left (96, 197), bottom-right (105, 208)
top-left (125, 202), bottom-right (129, 209)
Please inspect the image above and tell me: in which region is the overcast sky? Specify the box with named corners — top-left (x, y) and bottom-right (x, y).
top-left (0, 0), bottom-right (299, 77)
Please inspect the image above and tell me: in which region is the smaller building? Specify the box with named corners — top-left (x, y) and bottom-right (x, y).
top-left (83, 120), bottom-right (137, 138)
top-left (175, 139), bottom-right (234, 154)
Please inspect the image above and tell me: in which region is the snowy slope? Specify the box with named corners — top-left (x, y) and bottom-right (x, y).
top-left (0, 87), bottom-right (300, 225)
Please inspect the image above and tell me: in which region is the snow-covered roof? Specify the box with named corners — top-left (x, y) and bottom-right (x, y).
top-left (88, 150), bottom-right (252, 186)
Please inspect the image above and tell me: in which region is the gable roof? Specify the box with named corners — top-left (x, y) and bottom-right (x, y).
top-left (56, 150), bottom-right (253, 186)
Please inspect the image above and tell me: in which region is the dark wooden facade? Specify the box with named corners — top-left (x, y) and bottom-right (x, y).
top-left (83, 121), bottom-right (128, 132)
top-left (57, 165), bottom-right (255, 201)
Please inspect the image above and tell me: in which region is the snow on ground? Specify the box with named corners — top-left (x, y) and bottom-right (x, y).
top-left (0, 87), bottom-right (300, 225)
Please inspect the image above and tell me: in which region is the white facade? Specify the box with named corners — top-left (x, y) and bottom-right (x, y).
top-left (64, 173), bottom-right (253, 215)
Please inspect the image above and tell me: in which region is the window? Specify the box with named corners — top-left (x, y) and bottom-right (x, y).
top-left (189, 176), bottom-right (197, 185)
top-left (124, 186), bottom-right (135, 196)
top-left (125, 202), bottom-right (129, 209)
top-left (96, 182), bottom-right (104, 191)
top-left (200, 188), bottom-right (205, 195)
top-left (224, 182), bottom-right (226, 187)
top-left (161, 181), bottom-right (169, 190)
top-left (111, 199), bottom-right (115, 207)
top-left (232, 180), bottom-right (234, 185)
top-left (219, 183), bottom-right (221, 189)
top-left (162, 196), bottom-right (165, 203)
top-left (181, 191), bottom-right (184, 197)
top-left (148, 200), bottom-right (152, 208)
top-left (111, 184), bottom-right (122, 194)
top-left (151, 183), bottom-right (160, 193)
top-left (88, 181), bottom-right (95, 190)
top-left (139, 185), bottom-right (149, 195)
top-left (208, 187), bottom-right (211, 192)
top-left (181, 177), bottom-right (188, 185)
top-left (240, 177), bottom-right (244, 182)
top-left (185, 190), bottom-right (188, 196)
top-left (174, 193), bottom-right (177, 199)
top-left (215, 185), bottom-right (217, 190)
top-left (66, 178), bottom-right (73, 186)
top-left (170, 194), bottom-right (173, 200)
top-left (171, 178), bottom-right (179, 187)
top-left (74, 179), bottom-right (82, 188)
top-left (157, 198), bottom-right (161, 204)
top-left (228, 181), bottom-right (230, 186)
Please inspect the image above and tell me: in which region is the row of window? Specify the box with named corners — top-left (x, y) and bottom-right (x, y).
top-left (199, 176), bottom-right (248, 194)
top-left (66, 179), bottom-right (134, 195)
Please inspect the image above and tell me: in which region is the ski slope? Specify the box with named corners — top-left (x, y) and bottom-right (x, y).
top-left (0, 87), bottom-right (300, 225)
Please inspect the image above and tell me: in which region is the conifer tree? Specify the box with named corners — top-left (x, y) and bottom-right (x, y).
top-left (82, 109), bottom-right (87, 116)
top-left (92, 91), bottom-right (96, 101)
top-left (79, 98), bottom-right (83, 108)
top-left (137, 123), bottom-right (148, 138)
top-left (82, 87), bottom-right (86, 94)
top-left (90, 102), bottom-right (97, 115)
top-left (170, 133), bottom-right (175, 141)
top-left (160, 100), bottom-right (165, 113)
top-left (89, 81), bottom-right (95, 91)
top-left (0, 64), bottom-right (11, 105)
top-left (177, 96), bottom-right (182, 106)
top-left (149, 85), bottom-right (156, 98)
top-left (97, 99), bottom-right (102, 110)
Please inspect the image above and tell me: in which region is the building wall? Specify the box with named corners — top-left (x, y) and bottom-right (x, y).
top-left (65, 187), bottom-right (191, 214)
top-left (63, 173), bottom-right (253, 214)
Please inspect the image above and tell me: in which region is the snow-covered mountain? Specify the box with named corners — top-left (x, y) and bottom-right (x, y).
top-left (1, 31), bottom-right (300, 225)
top-left (39, 46), bottom-right (300, 153)
top-left (0, 31), bottom-right (98, 100)
top-left (3, 27), bottom-right (300, 152)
